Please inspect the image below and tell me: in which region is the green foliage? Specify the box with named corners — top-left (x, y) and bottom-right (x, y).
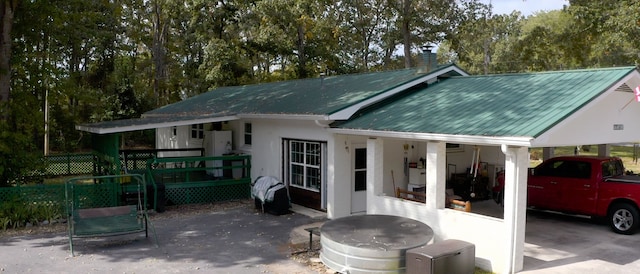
top-left (0, 196), bottom-right (61, 230)
top-left (568, 0), bottom-right (640, 66)
top-left (2, 0), bottom-right (639, 169)
top-left (0, 103), bottom-right (45, 186)
top-left (444, 0), bottom-right (640, 74)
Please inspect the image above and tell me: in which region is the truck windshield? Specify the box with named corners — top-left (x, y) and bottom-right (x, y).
top-left (602, 160), bottom-right (624, 177)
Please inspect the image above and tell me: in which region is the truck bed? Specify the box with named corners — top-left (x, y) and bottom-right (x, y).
top-left (605, 175), bottom-right (640, 184)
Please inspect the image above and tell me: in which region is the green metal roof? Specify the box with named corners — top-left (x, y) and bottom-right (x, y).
top-left (332, 67), bottom-right (637, 138)
top-left (144, 64), bottom-right (463, 117)
top-left (76, 114), bottom-right (234, 134)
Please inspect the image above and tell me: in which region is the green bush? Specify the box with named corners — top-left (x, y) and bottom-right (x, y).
top-left (0, 196), bottom-right (62, 230)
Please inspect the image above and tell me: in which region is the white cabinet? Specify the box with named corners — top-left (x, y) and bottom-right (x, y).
top-left (204, 130), bottom-right (232, 177)
top-left (409, 168), bottom-right (426, 186)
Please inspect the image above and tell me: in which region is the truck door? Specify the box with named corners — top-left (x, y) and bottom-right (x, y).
top-left (528, 159), bottom-right (564, 209)
top-left (557, 160), bottom-right (597, 214)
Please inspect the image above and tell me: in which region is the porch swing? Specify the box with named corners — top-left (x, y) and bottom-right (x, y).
top-left (65, 174), bottom-right (158, 256)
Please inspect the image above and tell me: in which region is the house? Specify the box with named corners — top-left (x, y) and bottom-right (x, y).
top-left (77, 64), bottom-right (640, 273)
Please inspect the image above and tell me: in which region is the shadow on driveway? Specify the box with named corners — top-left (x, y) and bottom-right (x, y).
top-left (0, 201), bottom-right (322, 274)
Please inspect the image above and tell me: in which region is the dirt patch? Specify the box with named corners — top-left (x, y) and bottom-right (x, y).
top-left (290, 244), bottom-right (332, 273)
top-left (149, 199), bottom-right (252, 220)
top-left (0, 222), bottom-right (67, 238)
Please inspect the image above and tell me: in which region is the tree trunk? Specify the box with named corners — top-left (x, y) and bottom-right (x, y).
top-left (152, 1), bottom-right (168, 107)
top-left (402, 0), bottom-right (412, 68)
top-left (0, 0), bottom-right (18, 104)
top-left (296, 23), bottom-right (307, 78)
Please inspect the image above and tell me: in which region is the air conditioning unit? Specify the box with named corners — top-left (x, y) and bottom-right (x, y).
top-left (406, 239), bottom-right (475, 274)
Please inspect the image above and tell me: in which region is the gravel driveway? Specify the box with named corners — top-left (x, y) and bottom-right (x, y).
top-left (0, 200), bottom-right (324, 274)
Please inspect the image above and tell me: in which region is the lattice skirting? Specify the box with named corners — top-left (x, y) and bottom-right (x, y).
top-left (164, 182), bottom-right (250, 205)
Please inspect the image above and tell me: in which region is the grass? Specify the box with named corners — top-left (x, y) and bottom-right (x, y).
top-left (530, 145), bottom-right (640, 173)
top-left (475, 267), bottom-right (494, 274)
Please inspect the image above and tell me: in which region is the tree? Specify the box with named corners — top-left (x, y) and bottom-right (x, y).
top-left (335, 0), bottom-right (387, 72)
top-left (0, 0), bottom-right (19, 103)
top-left (390, 0), bottom-right (457, 68)
top-left (150, 0), bottom-right (169, 107)
top-left (442, 0), bottom-right (496, 74)
top-left (569, 0), bottom-right (640, 66)
top-left (249, 0), bottom-right (341, 78)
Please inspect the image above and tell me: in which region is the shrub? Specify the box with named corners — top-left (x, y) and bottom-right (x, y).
top-left (0, 196), bottom-right (62, 230)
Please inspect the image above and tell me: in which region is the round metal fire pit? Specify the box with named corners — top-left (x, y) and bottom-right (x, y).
top-left (320, 215), bottom-right (433, 274)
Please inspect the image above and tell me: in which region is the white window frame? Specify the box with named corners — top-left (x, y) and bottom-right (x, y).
top-left (191, 124), bottom-right (204, 139)
top-left (284, 139), bottom-right (323, 192)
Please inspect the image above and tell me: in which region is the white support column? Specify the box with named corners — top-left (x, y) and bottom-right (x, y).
top-left (328, 134), bottom-right (351, 219)
top-left (367, 138), bottom-right (384, 208)
top-left (426, 141), bottom-right (446, 209)
top-left (598, 144), bottom-right (611, 157)
top-left (542, 147), bottom-right (554, 160)
top-left (502, 145), bottom-right (529, 274)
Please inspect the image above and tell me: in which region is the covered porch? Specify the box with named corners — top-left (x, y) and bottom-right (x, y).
top-left (328, 134), bottom-right (529, 273)
top-left (326, 67), bottom-right (640, 273)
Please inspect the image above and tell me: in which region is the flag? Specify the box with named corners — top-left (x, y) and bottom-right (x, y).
top-left (636, 85), bottom-right (640, 102)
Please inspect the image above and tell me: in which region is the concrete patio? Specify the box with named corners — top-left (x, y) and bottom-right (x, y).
top-left (1, 200), bottom-right (640, 273)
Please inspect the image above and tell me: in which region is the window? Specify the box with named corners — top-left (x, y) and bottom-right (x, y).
top-left (537, 160), bottom-right (591, 178)
top-left (191, 124), bottom-right (204, 139)
top-left (172, 126), bottom-right (177, 136)
top-left (287, 140), bottom-right (322, 192)
top-left (602, 160), bottom-right (624, 177)
top-left (244, 123), bottom-right (252, 145)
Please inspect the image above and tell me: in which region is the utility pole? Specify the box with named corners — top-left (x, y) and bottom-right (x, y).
top-left (44, 88), bottom-right (49, 156)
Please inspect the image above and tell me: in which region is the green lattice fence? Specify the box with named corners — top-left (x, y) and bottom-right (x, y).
top-left (0, 184), bottom-right (66, 214)
top-left (165, 181), bottom-right (251, 205)
top-left (147, 155), bottom-right (251, 208)
top-left (65, 175), bottom-right (147, 212)
top-left (121, 148), bottom-right (205, 174)
top-left (121, 151), bottom-right (156, 173)
top-left (44, 153), bottom-right (96, 177)
top-left (65, 177), bottom-right (121, 210)
top-left (4, 153), bottom-right (251, 216)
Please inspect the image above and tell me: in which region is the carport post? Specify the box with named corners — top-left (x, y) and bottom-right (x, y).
top-left (598, 144), bottom-right (610, 157)
top-left (426, 141), bottom-right (446, 209)
top-left (367, 138), bottom-right (385, 205)
top-left (501, 145), bottom-right (528, 273)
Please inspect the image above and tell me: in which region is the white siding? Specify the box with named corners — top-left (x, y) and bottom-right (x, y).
top-left (249, 119), bottom-right (333, 194)
top-left (534, 86), bottom-right (640, 146)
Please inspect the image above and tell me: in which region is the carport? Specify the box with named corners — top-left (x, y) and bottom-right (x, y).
top-left (523, 209), bottom-right (640, 273)
top-left (329, 66), bottom-right (640, 273)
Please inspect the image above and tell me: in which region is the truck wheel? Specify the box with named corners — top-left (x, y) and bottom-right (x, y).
top-left (609, 203), bottom-right (640, 235)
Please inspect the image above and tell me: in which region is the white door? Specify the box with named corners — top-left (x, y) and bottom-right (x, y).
top-left (351, 146), bottom-right (367, 214)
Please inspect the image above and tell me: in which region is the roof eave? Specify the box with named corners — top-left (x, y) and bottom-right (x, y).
top-left (76, 115), bottom-right (239, 134)
top-left (328, 128), bottom-right (533, 147)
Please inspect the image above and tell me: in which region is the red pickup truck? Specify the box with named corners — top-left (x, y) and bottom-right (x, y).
top-left (495, 156), bottom-right (640, 234)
